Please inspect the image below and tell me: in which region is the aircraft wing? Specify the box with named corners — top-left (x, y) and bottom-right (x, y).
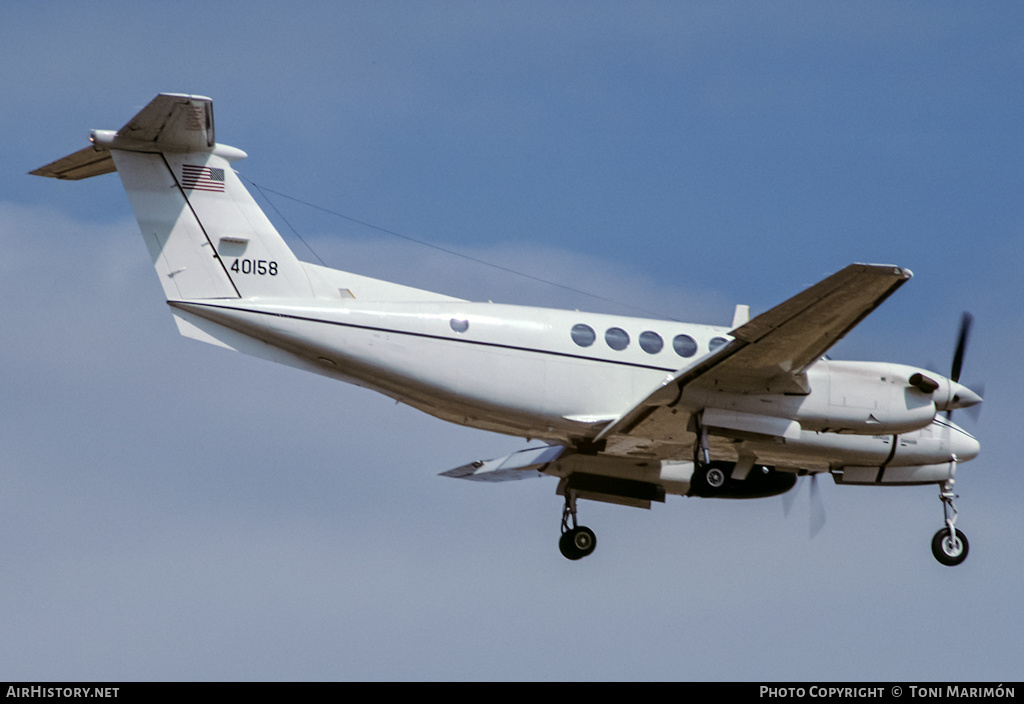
top-left (596, 263), bottom-right (912, 443)
top-left (440, 444), bottom-right (565, 482)
top-left (440, 445), bottom-right (673, 509)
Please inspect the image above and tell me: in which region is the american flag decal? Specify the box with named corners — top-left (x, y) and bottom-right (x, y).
top-left (181, 165), bottom-right (226, 192)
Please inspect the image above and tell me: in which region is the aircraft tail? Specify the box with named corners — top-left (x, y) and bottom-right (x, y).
top-left (32, 93), bottom-right (312, 301)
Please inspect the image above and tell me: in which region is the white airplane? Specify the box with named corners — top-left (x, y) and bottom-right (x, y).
top-left (33, 93), bottom-right (983, 564)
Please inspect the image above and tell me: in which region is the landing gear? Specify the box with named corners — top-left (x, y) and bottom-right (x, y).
top-left (705, 466), bottom-right (727, 488)
top-left (932, 527), bottom-right (969, 566)
top-left (559, 525), bottom-right (596, 560)
top-left (688, 415), bottom-right (728, 497)
top-left (932, 479), bottom-right (969, 566)
top-left (559, 491), bottom-right (596, 560)
top-left (689, 461), bottom-right (731, 497)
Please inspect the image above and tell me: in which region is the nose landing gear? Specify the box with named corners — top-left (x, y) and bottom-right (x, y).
top-left (931, 479), bottom-right (969, 566)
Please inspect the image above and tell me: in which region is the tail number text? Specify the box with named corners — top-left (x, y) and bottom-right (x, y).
top-left (231, 259), bottom-right (278, 276)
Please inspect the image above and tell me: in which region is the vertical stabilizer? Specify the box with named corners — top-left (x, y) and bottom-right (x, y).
top-left (32, 93), bottom-right (313, 302)
top-left (110, 149), bottom-right (240, 300)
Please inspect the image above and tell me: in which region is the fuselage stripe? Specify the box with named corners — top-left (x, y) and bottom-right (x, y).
top-left (171, 301), bottom-right (685, 373)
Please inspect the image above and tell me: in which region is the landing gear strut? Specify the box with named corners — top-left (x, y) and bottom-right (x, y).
top-left (931, 478), bottom-right (969, 566)
top-left (559, 491), bottom-right (596, 560)
top-left (688, 415), bottom-right (728, 497)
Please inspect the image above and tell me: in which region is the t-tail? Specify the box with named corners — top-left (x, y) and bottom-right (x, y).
top-left (32, 93), bottom-right (312, 303)
top-left (32, 93), bottom-right (458, 357)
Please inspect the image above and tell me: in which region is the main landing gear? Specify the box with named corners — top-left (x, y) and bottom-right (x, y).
top-left (931, 478), bottom-right (969, 566)
top-left (559, 491), bottom-right (596, 560)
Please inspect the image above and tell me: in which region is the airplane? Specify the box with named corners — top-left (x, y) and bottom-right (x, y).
top-left (32, 93), bottom-right (983, 565)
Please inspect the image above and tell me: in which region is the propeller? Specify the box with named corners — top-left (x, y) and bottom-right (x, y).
top-left (948, 312), bottom-right (982, 421)
top-left (783, 472), bottom-right (826, 538)
top-left (909, 312), bottom-right (982, 420)
top-left (950, 312), bottom-right (972, 385)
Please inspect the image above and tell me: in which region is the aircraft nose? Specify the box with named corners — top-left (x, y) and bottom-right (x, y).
top-left (950, 424), bottom-right (981, 462)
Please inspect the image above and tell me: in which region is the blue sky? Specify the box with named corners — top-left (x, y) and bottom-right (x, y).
top-left (2, 2), bottom-right (1021, 681)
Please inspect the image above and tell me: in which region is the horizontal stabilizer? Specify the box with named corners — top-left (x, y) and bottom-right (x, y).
top-left (30, 146), bottom-right (115, 180)
top-left (31, 94), bottom-right (219, 181)
top-left (114, 93), bottom-right (216, 151)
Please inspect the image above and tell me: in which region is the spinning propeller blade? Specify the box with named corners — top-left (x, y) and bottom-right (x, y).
top-left (808, 474), bottom-right (826, 539)
top-left (951, 312), bottom-right (972, 384)
top-left (783, 473), bottom-right (827, 538)
top-left (948, 312), bottom-right (978, 420)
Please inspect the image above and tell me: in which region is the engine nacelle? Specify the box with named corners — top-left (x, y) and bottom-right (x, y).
top-left (800, 360), bottom-right (938, 434)
top-left (836, 463), bottom-right (954, 486)
top-left (701, 361), bottom-right (942, 436)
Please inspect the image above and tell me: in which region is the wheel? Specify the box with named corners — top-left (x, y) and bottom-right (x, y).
top-left (559, 526), bottom-right (596, 560)
top-left (572, 526), bottom-right (596, 557)
top-left (705, 466), bottom-right (726, 488)
top-left (690, 463), bottom-right (732, 497)
top-left (931, 527), bottom-right (969, 566)
top-left (559, 530), bottom-right (582, 560)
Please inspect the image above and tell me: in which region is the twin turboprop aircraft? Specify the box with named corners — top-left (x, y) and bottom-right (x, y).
top-left (33, 94), bottom-right (982, 565)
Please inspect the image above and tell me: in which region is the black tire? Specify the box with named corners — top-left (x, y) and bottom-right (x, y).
top-left (559, 526), bottom-right (596, 560)
top-left (559, 530), bottom-right (582, 560)
top-left (931, 527), bottom-right (969, 566)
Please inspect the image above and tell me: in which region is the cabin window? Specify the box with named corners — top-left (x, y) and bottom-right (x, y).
top-left (672, 334), bottom-right (697, 358)
top-left (709, 336), bottom-right (728, 351)
top-left (450, 318), bottom-right (469, 333)
top-left (639, 331), bottom-right (663, 354)
top-left (605, 327), bottom-right (630, 351)
top-left (571, 323), bottom-right (596, 347)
